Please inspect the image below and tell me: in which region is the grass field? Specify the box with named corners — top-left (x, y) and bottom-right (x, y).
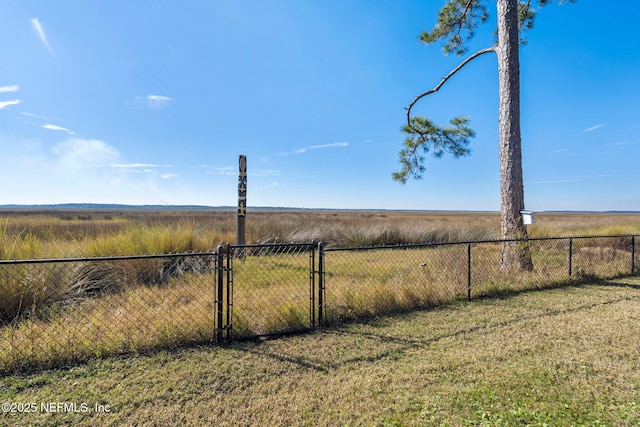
top-left (1, 209), bottom-right (639, 375)
top-left (1, 277), bottom-right (639, 426)
top-left (2, 209), bottom-right (640, 257)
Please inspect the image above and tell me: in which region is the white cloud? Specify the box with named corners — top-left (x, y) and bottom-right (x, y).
top-left (0, 135), bottom-right (188, 205)
top-left (548, 148), bottom-right (569, 154)
top-left (51, 138), bottom-right (120, 172)
top-left (111, 163), bottom-right (171, 168)
top-left (30, 18), bottom-right (57, 57)
top-left (263, 182), bottom-right (279, 189)
top-left (308, 142), bottom-right (349, 150)
top-left (605, 141), bottom-right (629, 146)
top-left (0, 85), bottom-right (19, 93)
top-left (139, 94), bottom-right (174, 109)
top-left (160, 173), bottom-right (178, 179)
top-left (42, 124), bottom-right (75, 135)
top-left (252, 169), bottom-right (282, 177)
top-left (205, 166), bottom-right (236, 175)
top-left (22, 112), bottom-right (62, 121)
top-left (0, 100), bottom-right (21, 109)
top-left (584, 123), bottom-right (606, 132)
top-left (279, 141), bottom-right (349, 156)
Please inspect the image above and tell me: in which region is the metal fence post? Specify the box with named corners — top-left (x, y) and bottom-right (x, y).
top-left (318, 242), bottom-right (325, 328)
top-left (215, 245), bottom-right (224, 343)
top-left (310, 241), bottom-right (316, 328)
top-left (568, 237), bottom-right (573, 278)
top-left (467, 243), bottom-right (472, 301)
top-left (632, 235), bottom-right (636, 275)
top-left (226, 243), bottom-right (233, 341)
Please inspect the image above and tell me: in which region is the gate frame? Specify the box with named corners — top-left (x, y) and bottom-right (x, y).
top-left (216, 241), bottom-right (318, 342)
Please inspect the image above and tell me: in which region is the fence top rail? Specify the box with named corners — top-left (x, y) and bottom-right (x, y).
top-left (324, 234), bottom-right (640, 253)
top-left (226, 242), bottom-right (316, 250)
top-left (0, 250), bottom-right (218, 265)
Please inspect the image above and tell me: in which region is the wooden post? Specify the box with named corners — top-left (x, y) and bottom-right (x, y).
top-left (237, 155), bottom-right (247, 246)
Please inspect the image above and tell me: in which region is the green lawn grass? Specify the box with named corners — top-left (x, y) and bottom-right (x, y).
top-left (2, 277), bottom-right (639, 426)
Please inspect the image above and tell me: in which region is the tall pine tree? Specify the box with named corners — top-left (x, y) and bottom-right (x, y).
top-left (395, 0), bottom-right (575, 271)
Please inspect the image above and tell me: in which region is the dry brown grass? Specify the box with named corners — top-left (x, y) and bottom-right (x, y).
top-left (2, 208), bottom-right (639, 252)
top-left (0, 209), bottom-right (638, 374)
top-left (1, 278), bottom-right (639, 426)
top-left (1, 272), bottom-right (215, 373)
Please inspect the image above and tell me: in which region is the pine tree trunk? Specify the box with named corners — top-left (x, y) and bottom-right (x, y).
top-left (496, 0), bottom-right (533, 271)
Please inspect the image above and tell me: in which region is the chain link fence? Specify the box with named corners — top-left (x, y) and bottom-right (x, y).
top-left (322, 244), bottom-right (469, 325)
top-left (322, 235), bottom-right (638, 325)
top-left (0, 253), bottom-right (218, 374)
top-left (468, 236), bottom-right (637, 298)
top-left (1, 235), bottom-right (637, 374)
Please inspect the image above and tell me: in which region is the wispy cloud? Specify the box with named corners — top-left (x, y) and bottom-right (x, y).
top-left (51, 138), bottom-right (120, 172)
top-left (0, 135), bottom-right (183, 205)
top-left (204, 166), bottom-right (236, 175)
top-left (584, 123), bottom-right (606, 132)
top-left (0, 100), bottom-right (21, 109)
top-left (1, 84), bottom-right (21, 109)
top-left (160, 173), bottom-right (178, 179)
top-left (167, 43), bottom-right (176, 58)
top-left (111, 163), bottom-right (171, 169)
top-left (264, 182), bottom-right (279, 189)
top-left (0, 85), bottom-right (19, 93)
top-left (252, 169), bottom-right (282, 177)
top-left (548, 148), bottom-right (569, 154)
top-left (605, 141), bottom-right (629, 146)
top-left (278, 141), bottom-right (349, 156)
top-left (137, 94), bottom-right (174, 109)
top-left (22, 111), bottom-right (62, 121)
top-left (42, 124), bottom-right (75, 135)
top-left (30, 18), bottom-right (57, 57)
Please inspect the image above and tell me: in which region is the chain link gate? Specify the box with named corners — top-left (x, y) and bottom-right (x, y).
top-left (215, 242), bottom-right (318, 341)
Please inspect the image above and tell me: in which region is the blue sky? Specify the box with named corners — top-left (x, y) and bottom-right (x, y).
top-left (1, 1), bottom-right (638, 211)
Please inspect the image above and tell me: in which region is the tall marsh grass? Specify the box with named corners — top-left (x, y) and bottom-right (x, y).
top-left (0, 208), bottom-right (638, 373)
top-left (2, 209), bottom-right (639, 257)
top-left (0, 214), bottom-right (227, 328)
top-left (1, 272), bottom-right (214, 372)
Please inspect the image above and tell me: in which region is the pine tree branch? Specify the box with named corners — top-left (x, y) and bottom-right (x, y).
top-left (442, 0), bottom-right (476, 38)
top-left (406, 46), bottom-right (496, 127)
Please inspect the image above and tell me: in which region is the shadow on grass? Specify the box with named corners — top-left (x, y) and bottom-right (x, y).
top-left (593, 277), bottom-right (640, 290)
top-left (468, 273), bottom-right (640, 302)
top-left (233, 276), bottom-right (640, 373)
top-left (6, 276), bottom-right (638, 378)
